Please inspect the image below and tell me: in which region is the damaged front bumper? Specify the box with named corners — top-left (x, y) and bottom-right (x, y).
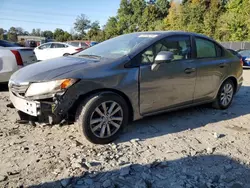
top-left (9, 91), bottom-right (64, 124)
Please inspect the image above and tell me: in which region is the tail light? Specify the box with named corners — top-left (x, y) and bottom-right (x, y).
top-left (10, 50), bottom-right (23, 66)
top-left (75, 48), bottom-right (83, 52)
top-left (240, 58), bottom-right (244, 67)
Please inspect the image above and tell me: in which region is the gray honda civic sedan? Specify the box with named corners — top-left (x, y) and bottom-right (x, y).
top-left (9, 31), bottom-right (243, 144)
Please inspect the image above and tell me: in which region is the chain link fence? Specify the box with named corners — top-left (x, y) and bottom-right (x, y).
top-left (220, 42), bottom-right (250, 50)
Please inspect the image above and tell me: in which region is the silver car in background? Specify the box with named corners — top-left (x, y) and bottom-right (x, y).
top-left (8, 31), bottom-right (243, 144)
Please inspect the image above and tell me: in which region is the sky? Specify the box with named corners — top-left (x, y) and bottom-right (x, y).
top-left (0, 0), bottom-right (121, 33)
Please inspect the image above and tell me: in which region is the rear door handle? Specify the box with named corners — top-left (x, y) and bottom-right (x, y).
top-left (219, 63), bottom-right (228, 68)
top-left (184, 68), bottom-right (196, 74)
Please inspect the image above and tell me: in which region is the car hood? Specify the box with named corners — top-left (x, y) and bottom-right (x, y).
top-left (10, 56), bottom-right (103, 83)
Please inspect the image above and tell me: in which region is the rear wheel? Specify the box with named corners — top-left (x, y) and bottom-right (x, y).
top-left (76, 93), bottom-right (129, 144)
top-left (212, 79), bottom-right (235, 109)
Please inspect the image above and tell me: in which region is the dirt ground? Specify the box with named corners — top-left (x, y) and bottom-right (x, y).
top-left (0, 71), bottom-right (250, 188)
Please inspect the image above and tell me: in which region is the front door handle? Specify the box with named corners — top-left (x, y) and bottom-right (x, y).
top-left (184, 68), bottom-right (196, 74)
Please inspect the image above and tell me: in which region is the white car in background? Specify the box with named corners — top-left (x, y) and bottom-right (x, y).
top-left (34, 42), bottom-right (83, 61)
top-left (0, 40), bottom-right (37, 83)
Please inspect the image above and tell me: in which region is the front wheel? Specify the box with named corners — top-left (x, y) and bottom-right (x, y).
top-left (76, 93), bottom-right (129, 144)
top-left (212, 79), bottom-right (235, 109)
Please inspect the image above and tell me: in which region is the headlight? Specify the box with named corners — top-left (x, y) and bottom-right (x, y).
top-left (25, 79), bottom-right (77, 97)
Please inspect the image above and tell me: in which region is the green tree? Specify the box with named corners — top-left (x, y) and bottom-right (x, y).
top-left (36, 29), bottom-right (40, 36)
top-left (31, 29), bottom-right (36, 36)
top-left (63, 31), bottom-right (72, 41)
top-left (104, 17), bottom-right (119, 39)
top-left (163, 2), bottom-right (183, 30)
top-left (87, 21), bottom-right (101, 40)
top-left (54, 28), bottom-right (64, 41)
top-left (141, 4), bottom-right (161, 31)
top-left (42, 30), bottom-right (53, 39)
top-left (203, 0), bottom-right (222, 38)
top-left (155, 0), bottom-right (170, 18)
top-left (15, 27), bottom-right (24, 35)
top-left (0, 28), bottom-right (5, 40)
top-left (74, 14), bottom-right (91, 36)
top-left (23, 31), bottom-right (29, 35)
top-left (181, 0), bottom-right (206, 33)
top-left (8, 27), bottom-right (17, 42)
top-left (130, 0), bottom-right (146, 32)
top-left (218, 0), bottom-right (250, 41)
top-left (117, 0), bottom-right (133, 33)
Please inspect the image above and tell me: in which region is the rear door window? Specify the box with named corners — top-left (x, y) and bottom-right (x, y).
top-left (50, 43), bottom-right (66, 48)
top-left (195, 37), bottom-right (217, 58)
top-left (39, 43), bottom-right (51, 49)
top-left (80, 42), bottom-right (88, 47)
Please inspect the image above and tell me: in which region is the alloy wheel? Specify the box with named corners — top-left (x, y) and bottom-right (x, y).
top-left (90, 101), bottom-right (123, 138)
top-left (220, 83), bottom-right (233, 106)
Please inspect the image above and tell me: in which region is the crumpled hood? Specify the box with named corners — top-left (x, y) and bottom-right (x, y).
top-left (10, 56), bottom-right (100, 83)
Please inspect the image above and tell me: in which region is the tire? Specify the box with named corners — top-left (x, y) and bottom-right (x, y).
top-left (212, 79), bottom-right (235, 110)
top-left (63, 53), bottom-right (70, 56)
top-left (76, 93), bottom-right (129, 144)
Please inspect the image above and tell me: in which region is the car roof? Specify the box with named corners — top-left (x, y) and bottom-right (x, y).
top-left (41, 42), bottom-right (67, 45)
top-left (127, 31), bottom-right (213, 40)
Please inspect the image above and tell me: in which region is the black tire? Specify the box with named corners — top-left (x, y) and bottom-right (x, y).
top-left (63, 53), bottom-right (70, 56)
top-left (212, 79), bottom-right (235, 110)
top-left (76, 92), bottom-right (129, 144)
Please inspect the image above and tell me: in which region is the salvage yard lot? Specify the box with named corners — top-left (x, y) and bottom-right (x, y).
top-left (0, 71), bottom-right (250, 188)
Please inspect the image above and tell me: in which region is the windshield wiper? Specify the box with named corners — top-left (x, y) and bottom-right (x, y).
top-left (78, 54), bottom-right (101, 59)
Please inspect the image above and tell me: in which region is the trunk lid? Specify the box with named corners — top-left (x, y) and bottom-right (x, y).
top-left (6, 47), bottom-right (37, 66)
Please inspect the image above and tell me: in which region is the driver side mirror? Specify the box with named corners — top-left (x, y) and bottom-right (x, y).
top-left (151, 51), bottom-right (174, 71)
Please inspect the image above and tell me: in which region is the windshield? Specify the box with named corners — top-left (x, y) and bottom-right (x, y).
top-left (238, 50), bottom-right (250, 57)
top-left (75, 33), bottom-right (158, 59)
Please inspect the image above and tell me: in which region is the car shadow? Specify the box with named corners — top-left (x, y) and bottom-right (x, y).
top-left (117, 85), bottom-right (250, 143)
top-left (27, 155), bottom-right (250, 188)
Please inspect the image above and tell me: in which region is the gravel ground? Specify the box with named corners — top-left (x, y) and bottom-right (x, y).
top-left (0, 71), bottom-right (250, 188)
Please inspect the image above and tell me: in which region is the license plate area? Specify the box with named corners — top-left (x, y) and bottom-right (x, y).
top-left (10, 92), bottom-right (39, 116)
top-left (23, 101), bottom-right (37, 116)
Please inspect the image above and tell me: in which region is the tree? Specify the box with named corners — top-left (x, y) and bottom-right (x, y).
top-left (163, 2), bottom-right (183, 30)
top-left (218, 0), bottom-right (250, 41)
top-left (74, 14), bottom-right (91, 36)
top-left (42, 30), bottom-right (53, 39)
top-left (141, 4), bottom-right (161, 31)
top-left (203, 0), bottom-right (224, 38)
top-left (8, 27), bottom-right (17, 42)
top-left (104, 17), bottom-right (119, 39)
top-left (15, 27), bottom-right (24, 35)
top-left (0, 28), bottom-right (4, 40)
top-left (117, 0), bottom-right (133, 33)
top-left (23, 31), bottom-right (29, 35)
top-left (87, 21), bottom-right (101, 40)
top-left (130, 0), bottom-right (147, 31)
top-left (36, 28), bottom-right (41, 36)
top-left (54, 28), bottom-right (64, 41)
top-left (31, 28), bottom-right (41, 36)
top-left (63, 31), bottom-right (72, 41)
top-left (155, 0), bottom-right (170, 18)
